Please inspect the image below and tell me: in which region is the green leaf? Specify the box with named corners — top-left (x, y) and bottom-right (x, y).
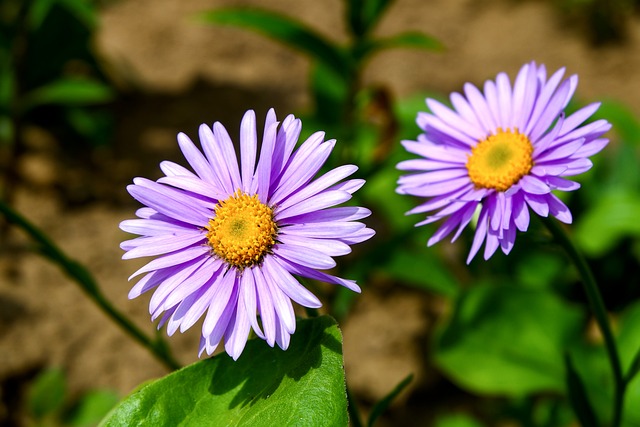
top-left (28, 368), bottom-right (67, 418)
top-left (200, 8), bottom-right (351, 79)
top-left (101, 316), bottom-right (348, 427)
top-left (379, 246), bottom-right (459, 297)
top-left (564, 354), bottom-right (599, 427)
top-left (367, 374), bottom-right (413, 427)
top-left (594, 100), bottom-right (640, 148)
top-left (310, 62), bottom-right (349, 124)
top-left (433, 285), bottom-right (585, 395)
top-left (58, 0), bottom-right (98, 29)
top-left (68, 390), bottom-right (120, 427)
top-left (574, 189), bottom-right (640, 256)
top-left (29, 0), bottom-right (57, 29)
top-left (370, 32), bottom-right (444, 53)
top-left (434, 413), bottom-right (486, 427)
top-left (29, 0), bottom-right (97, 29)
top-left (626, 347), bottom-right (640, 385)
top-left (21, 78), bottom-right (114, 111)
top-left (347, 0), bottom-right (392, 37)
top-left (617, 301), bottom-right (640, 385)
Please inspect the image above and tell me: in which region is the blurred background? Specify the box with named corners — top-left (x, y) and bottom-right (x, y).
top-left (1, 0), bottom-right (640, 425)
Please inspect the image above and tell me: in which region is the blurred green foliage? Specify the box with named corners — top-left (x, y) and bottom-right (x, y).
top-left (0, 0), bottom-right (115, 201)
top-left (27, 367), bottom-right (119, 427)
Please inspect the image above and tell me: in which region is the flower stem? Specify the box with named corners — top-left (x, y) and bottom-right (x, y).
top-left (542, 217), bottom-right (625, 427)
top-left (0, 201), bottom-right (181, 371)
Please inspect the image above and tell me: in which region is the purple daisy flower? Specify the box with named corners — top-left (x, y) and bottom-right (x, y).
top-left (396, 61), bottom-right (610, 263)
top-left (120, 109), bottom-right (374, 360)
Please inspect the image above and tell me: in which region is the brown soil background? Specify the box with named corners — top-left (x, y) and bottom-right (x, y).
top-left (2, 0), bottom-right (639, 425)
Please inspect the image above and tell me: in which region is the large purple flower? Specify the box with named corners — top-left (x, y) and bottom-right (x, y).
top-left (397, 61), bottom-right (610, 263)
top-left (120, 109), bottom-right (374, 359)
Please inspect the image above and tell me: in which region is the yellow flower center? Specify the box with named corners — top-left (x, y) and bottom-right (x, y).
top-left (466, 128), bottom-right (534, 192)
top-left (205, 190), bottom-right (277, 268)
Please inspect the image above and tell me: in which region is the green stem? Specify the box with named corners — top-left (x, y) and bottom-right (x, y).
top-left (543, 217), bottom-right (624, 427)
top-left (0, 200), bottom-right (181, 371)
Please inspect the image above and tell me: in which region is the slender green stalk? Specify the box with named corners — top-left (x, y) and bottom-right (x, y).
top-left (0, 201), bottom-right (181, 371)
top-left (542, 217), bottom-right (625, 427)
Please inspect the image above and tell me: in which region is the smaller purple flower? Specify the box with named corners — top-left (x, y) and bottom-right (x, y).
top-left (120, 109), bottom-right (374, 359)
top-left (397, 61), bottom-right (610, 263)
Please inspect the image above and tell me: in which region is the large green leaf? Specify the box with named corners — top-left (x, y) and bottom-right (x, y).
top-left (100, 316), bottom-right (348, 427)
top-left (200, 9), bottom-right (351, 79)
top-left (434, 285), bottom-right (585, 395)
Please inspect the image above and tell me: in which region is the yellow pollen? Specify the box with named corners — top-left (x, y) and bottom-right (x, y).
top-left (466, 128), bottom-right (534, 192)
top-left (205, 190), bottom-right (277, 269)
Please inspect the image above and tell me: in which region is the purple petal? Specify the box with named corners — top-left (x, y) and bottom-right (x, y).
top-left (265, 257), bottom-right (322, 308)
top-left (240, 270), bottom-right (264, 339)
top-left (271, 115), bottom-right (302, 181)
top-left (120, 218), bottom-right (192, 237)
top-left (496, 72), bottom-right (513, 126)
top-left (212, 122), bottom-right (242, 191)
top-left (418, 112), bottom-right (478, 146)
top-left (528, 77), bottom-right (572, 142)
top-left (255, 121), bottom-right (279, 203)
top-left (202, 271), bottom-right (237, 338)
top-left (280, 221), bottom-right (365, 239)
top-left (200, 284), bottom-right (238, 357)
top-left (402, 177), bottom-right (470, 198)
top-left (277, 165), bottom-right (357, 211)
top-left (275, 243), bottom-right (336, 270)
top-left (270, 136), bottom-right (333, 205)
top-left (548, 193), bottom-right (572, 223)
top-left (283, 206), bottom-right (370, 225)
top-left (162, 258), bottom-right (223, 310)
top-left (263, 272), bottom-right (295, 334)
top-left (520, 175), bottom-right (551, 195)
top-left (559, 102), bottom-right (601, 136)
top-left (511, 192), bottom-right (530, 232)
top-left (276, 190), bottom-right (352, 220)
top-left (523, 67), bottom-right (565, 136)
top-left (483, 228), bottom-right (500, 260)
top-left (450, 92), bottom-right (483, 130)
top-left (159, 161), bottom-right (197, 178)
top-left (275, 255), bottom-right (361, 293)
top-left (199, 124), bottom-right (234, 194)
top-left (253, 266), bottom-right (276, 346)
top-left (535, 137), bottom-right (585, 163)
top-left (240, 110), bottom-right (257, 193)
top-left (524, 193), bottom-right (550, 217)
top-left (467, 206), bottom-right (489, 264)
top-left (148, 256), bottom-right (209, 314)
top-left (127, 180), bottom-right (210, 226)
top-left (121, 232), bottom-right (205, 259)
top-left (427, 98), bottom-right (485, 140)
top-left (278, 233), bottom-right (351, 257)
top-left (224, 298), bottom-right (251, 360)
top-left (129, 246), bottom-right (209, 280)
top-left (545, 176), bottom-right (580, 191)
top-left (464, 82), bottom-right (496, 133)
top-left (176, 132), bottom-right (217, 184)
top-left (401, 140), bottom-right (468, 164)
top-left (157, 175), bottom-right (225, 202)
